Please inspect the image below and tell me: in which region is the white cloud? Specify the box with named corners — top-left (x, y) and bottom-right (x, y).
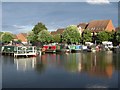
top-left (13, 25), bottom-right (27, 29)
top-left (86, 0), bottom-right (110, 5)
top-left (12, 24), bottom-right (34, 34)
top-left (48, 29), bottom-right (56, 32)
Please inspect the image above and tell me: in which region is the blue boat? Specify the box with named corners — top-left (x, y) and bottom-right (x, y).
top-left (71, 45), bottom-right (82, 53)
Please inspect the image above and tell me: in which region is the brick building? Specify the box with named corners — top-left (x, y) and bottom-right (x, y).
top-left (14, 33), bottom-right (28, 44)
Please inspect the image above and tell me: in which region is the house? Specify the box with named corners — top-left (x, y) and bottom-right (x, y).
top-left (76, 19), bottom-right (115, 38)
top-left (51, 20), bottom-right (115, 37)
top-left (86, 20), bottom-right (115, 33)
top-left (115, 26), bottom-right (120, 31)
top-left (77, 23), bottom-right (88, 35)
top-left (51, 28), bottom-right (65, 35)
top-left (15, 33), bottom-right (28, 44)
top-left (50, 31), bottom-right (57, 36)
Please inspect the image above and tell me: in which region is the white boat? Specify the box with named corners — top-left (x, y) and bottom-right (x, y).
top-left (91, 49), bottom-right (96, 52)
top-left (82, 45), bottom-right (88, 51)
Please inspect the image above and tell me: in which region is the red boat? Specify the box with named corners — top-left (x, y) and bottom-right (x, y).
top-left (43, 45), bottom-right (56, 53)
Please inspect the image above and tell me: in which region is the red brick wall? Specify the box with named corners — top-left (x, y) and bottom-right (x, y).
top-left (16, 33), bottom-right (27, 42)
top-left (105, 20), bottom-right (115, 32)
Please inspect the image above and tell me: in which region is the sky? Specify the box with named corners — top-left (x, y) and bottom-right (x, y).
top-left (1, 0), bottom-right (119, 2)
top-left (1, 1), bottom-right (119, 34)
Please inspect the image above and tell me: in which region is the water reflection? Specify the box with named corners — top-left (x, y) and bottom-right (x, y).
top-left (81, 52), bottom-right (114, 78)
top-left (12, 52), bottom-right (118, 79)
top-left (14, 57), bottom-right (36, 71)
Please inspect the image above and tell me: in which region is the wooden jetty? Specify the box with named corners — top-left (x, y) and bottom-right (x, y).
top-left (1, 46), bottom-right (41, 58)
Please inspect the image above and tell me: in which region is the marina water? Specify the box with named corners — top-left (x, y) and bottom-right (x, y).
top-left (1, 52), bottom-right (119, 88)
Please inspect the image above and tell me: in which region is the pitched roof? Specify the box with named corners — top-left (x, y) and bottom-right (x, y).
top-left (16, 33), bottom-right (27, 42)
top-left (115, 26), bottom-right (120, 31)
top-left (51, 28), bottom-right (64, 35)
top-left (20, 33), bottom-right (27, 37)
top-left (77, 23), bottom-right (88, 29)
top-left (86, 20), bottom-right (111, 32)
top-left (56, 28), bottom-right (64, 34)
top-left (51, 31), bottom-right (57, 35)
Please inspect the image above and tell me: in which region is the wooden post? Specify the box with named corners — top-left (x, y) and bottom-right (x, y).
top-left (39, 51), bottom-right (41, 56)
top-left (32, 58), bottom-right (35, 68)
top-left (17, 59), bottom-right (18, 70)
top-left (33, 47), bottom-right (34, 53)
top-left (17, 47), bottom-right (18, 54)
top-left (25, 47), bottom-right (26, 54)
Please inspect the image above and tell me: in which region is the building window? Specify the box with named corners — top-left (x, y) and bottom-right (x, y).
top-left (93, 27), bottom-right (95, 30)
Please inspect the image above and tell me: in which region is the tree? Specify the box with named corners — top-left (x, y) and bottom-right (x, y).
top-left (116, 30), bottom-right (120, 44)
top-left (0, 32), bottom-right (3, 36)
top-left (38, 30), bottom-right (53, 43)
top-left (108, 31), bottom-right (115, 41)
top-left (53, 34), bottom-right (61, 43)
top-left (82, 30), bottom-right (92, 44)
top-left (32, 22), bottom-right (47, 41)
top-left (96, 31), bottom-right (110, 43)
top-left (32, 22), bottom-right (47, 34)
top-left (27, 31), bottom-right (36, 42)
top-left (62, 25), bottom-right (81, 44)
top-left (17, 39), bottom-right (22, 43)
top-left (0, 32), bottom-right (4, 42)
top-left (2, 32), bottom-right (14, 43)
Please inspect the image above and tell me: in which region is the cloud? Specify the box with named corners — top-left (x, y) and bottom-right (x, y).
top-left (48, 29), bottom-right (56, 32)
top-left (12, 24), bottom-right (34, 34)
top-left (13, 25), bottom-right (27, 29)
top-left (86, 0), bottom-right (110, 5)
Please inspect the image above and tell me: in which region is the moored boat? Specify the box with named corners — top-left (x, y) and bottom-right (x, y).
top-left (43, 45), bottom-right (56, 53)
top-left (70, 45), bottom-right (82, 53)
top-left (56, 44), bottom-right (70, 53)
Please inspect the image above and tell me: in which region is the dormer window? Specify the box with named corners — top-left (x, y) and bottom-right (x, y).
top-left (91, 28), bottom-right (94, 30)
top-left (93, 27), bottom-right (95, 30)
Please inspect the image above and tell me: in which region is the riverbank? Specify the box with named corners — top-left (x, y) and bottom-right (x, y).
top-left (0, 44), bottom-right (120, 58)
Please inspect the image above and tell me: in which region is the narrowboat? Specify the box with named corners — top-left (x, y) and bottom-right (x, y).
top-left (43, 45), bottom-right (56, 53)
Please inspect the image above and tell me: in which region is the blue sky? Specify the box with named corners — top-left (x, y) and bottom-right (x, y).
top-left (2, 2), bottom-right (118, 34)
top-left (1, 0), bottom-right (119, 2)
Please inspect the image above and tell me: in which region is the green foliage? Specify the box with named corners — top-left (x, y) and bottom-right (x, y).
top-left (0, 32), bottom-right (3, 36)
top-left (82, 30), bottom-right (92, 43)
top-left (31, 22), bottom-right (47, 42)
top-left (32, 22), bottom-right (47, 35)
top-left (2, 32), bottom-right (14, 43)
top-left (38, 30), bottom-right (53, 43)
top-left (116, 30), bottom-right (120, 43)
top-left (53, 34), bottom-right (61, 43)
top-left (27, 31), bottom-right (36, 42)
top-left (96, 31), bottom-right (110, 43)
top-left (62, 25), bottom-right (81, 43)
top-left (17, 39), bottom-right (22, 43)
top-left (0, 32), bottom-right (4, 41)
top-left (108, 31), bottom-right (115, 41)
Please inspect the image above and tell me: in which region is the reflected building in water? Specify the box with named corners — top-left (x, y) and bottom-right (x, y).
top-left (14, 57), bottom-right (37, 71)
top-left (53, 52), bottom-right (115, 78)
top-left (78, 52), bottom-right (114, 78)
top-left (13, 52), bottom-right (115, 78)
